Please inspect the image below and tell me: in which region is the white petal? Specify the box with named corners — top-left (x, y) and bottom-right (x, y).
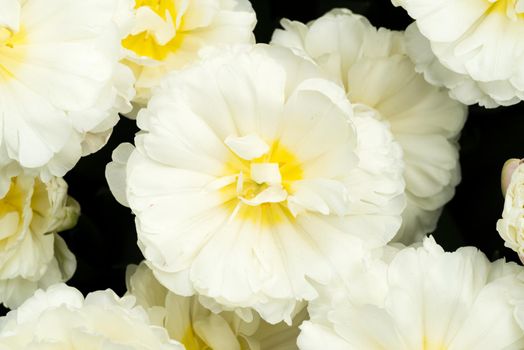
top-left (0, 0), bottom-right (20, 31)
top-left (225, 134), bottom-right (270, 161)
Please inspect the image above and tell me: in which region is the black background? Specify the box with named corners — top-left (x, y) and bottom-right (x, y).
top-left (4, 0), bottom-right (522, 315)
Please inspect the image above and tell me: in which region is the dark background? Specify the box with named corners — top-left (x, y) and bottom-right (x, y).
top-left (3, 0), bottom-right (518, 314)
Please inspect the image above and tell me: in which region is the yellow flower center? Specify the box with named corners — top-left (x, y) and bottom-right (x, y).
top-left (423, 337), bottom-right (448, 350)
top-left (488, 0), bottom-right (524, 19)
top-left (0, 178), bottom-right (30, 244)
top-left (0, 28), bottom-right (15, 80)
top-left (0, 26), bottom-right (26, 81)
top-left (122, 0), bottom-right (185, 60)
top-left (181, 326), bottom-right (210, 350)
top-left (0, 179), bottom-right (24, 218)
top-left (220, 135), bottom-right (303, 225)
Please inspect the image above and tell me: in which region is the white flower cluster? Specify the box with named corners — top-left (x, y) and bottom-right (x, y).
top-left (0, 0), bottom-right (523, 348)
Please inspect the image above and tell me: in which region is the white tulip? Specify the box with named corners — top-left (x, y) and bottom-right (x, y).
top-left (107, 44), bottom-right (406, 324)
top-left (121, 0), bottom-right (256, 107)
top-left (394, 0), bottom-right (524, 108)
top-left (0, 0), bottom-right (136, 179)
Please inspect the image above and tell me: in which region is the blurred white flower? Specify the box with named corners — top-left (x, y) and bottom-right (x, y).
top-left (393, 0), bottom-right (524, 108)
top-left (121, 0), bottom-right (256, 107)
top-left (107, 44), bottom-right (405, 324)
top-left (0, 168), bottom-right (79, 309)
top-left (0, 0), bottom-right (135, 179)
top-left (127, 261), bottom-right (304, 350)
top-left (498, 161), bottom-right (524, 259)
top-left (0, 284), bottom-right (184, 349)
top-left (271, 9), bottom-right (467, 243)
top-left (298, 237), bottom-right (524, 349)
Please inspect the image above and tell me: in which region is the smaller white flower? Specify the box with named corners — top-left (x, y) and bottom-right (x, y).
top-left (121, 0), bottom-right (256, 107)
top-left (127, 261), bottom-right (304, 350)
top-left (0, 284), bottom-right (184, 349)
top-left (394, 0), bottom-right (524, 108)
top-left (498, 161), bottom-right (524, 258)
top-left (299, 237), bottom-right (524, 350)
top-left (0, 168), bottom-right (79, 309)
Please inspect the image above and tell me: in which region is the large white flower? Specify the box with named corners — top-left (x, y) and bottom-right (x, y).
top-left (121, 0), bottom-right (256, 106)
top-left (127, 261), bottom-right (304, 350)
top-left (107, 44), bottom-right (405, 324)
top-left (393, 0), bottom-right (524, 108)
top-left (498, 161), bottom-right (524, 258)
top-left (271, 9), bottom-right (467, 243)
top-left (0, 167), bottom-right (79, 309)
top-left (0, 284), bottom-right (183, 349)
top-left (298, 237), bottom-right (524, 350)
top-left (0, 0), bottom-right (135, 179)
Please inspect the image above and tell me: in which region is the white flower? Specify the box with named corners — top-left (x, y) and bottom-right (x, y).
top-left (298, 237), bottom-right (524, 350)
top-left (271, 9), bottom-right (467, 243)
top-left (121, 0), bottom-right (256, 107)
top-left (107, 44), bottom-right (405, 324)
top-left (0, 0), bottom-right (135, 180)
top-left (0, 284), bottom-right (184, 349)
top-left (127, 261), bottom-right (304, 350)
top-left (0, 167), bottom-right (79, 309)
top-left (393, 0), bottom-right (524, 108)
top-left (498, 161), bottom-right (524, 258)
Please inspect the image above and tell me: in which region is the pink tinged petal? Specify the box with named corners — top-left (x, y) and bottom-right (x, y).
top-left (501, 158), bottom-right (521, 196)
